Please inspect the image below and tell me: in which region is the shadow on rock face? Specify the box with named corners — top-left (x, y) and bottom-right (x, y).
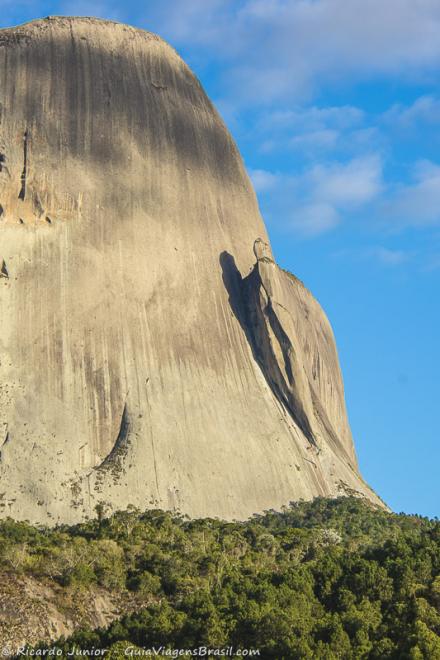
top-left (0, 20), bottom-right (242, 183)
top-left (219, 251), bottom-right (248, 334)
top-left (220, 250), bottom-right (316, 447)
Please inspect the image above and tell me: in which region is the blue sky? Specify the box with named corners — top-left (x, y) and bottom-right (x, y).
top-left (1, 0), bottom-right (439, 518)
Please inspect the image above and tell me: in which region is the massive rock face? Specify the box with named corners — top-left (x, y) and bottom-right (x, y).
top-left (0, 17), bottom-right (382, 524)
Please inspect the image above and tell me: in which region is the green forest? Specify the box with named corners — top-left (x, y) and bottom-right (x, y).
top-left (1, 497), bottom-right (440, 659)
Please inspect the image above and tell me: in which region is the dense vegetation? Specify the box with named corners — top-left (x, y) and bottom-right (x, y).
top-left (1, 497), bottom-right (440, 659)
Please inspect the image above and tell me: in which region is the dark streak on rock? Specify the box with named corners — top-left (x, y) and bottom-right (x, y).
top-left (18, 130), bottom-right (29, 200)
top-left (0, 431), bottom-right (10, 461)
top-left (0, 259), bottom-right (9, 278)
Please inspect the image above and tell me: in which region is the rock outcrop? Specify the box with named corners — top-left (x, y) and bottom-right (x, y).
top-left (0, 17), bottom-right (383, 524)
top-left (0, 572), bottom-right (131, 648)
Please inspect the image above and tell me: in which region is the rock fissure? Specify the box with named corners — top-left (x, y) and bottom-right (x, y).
top-left (18, 129), bottom-right (29, 201)
top-left (0, 259), bottom-right (9, 278)
top-left (95, 403), bottom-right (130, 476)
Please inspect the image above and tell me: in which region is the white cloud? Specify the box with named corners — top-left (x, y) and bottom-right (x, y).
top-left (333, 245), bottom-right (410, 266)
top-left (148, 0), bottom-right (440, 106)
top-left (253, 154), bottom-right (383, 236)
top-left (291, 202), bottom-right (340, 236)
top-left (249, 168), bottom-right (279, 193)
top-left (256, 105), bottom-right (365, 134)
top-left (253, 104), bottom-right (368, 157)
top-left (289, 129), bottom-right (339, 152)
top-left (252, 151), bottom-right (440, 238)
top-left (384, 96), bottom-right (440, 127)
top-left (5, 2), bottom-right (440, 111)
top-left (288, 107), bottom-right (363, 131)
top-left (370, 247), bottom-right (409, 266)
top-left (307, 155), bottom-right (383, 207)
top-left (381, 160), bottom-right (440, 228)
top-left (4, 0), bottom-right (437, 249)
top-left (145, 0), bottom-right (236, 48)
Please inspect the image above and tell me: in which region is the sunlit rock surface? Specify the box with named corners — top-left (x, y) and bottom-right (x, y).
top-left (0, 17), bottom-right (383, 523)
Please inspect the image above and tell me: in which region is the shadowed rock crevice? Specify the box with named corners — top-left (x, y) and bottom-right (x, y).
top-left (95, 403), bottom-right (130, 477)
top-left (220, 250), bottom-right (316, 446)
top-left (0, 430), bottom-right (10, 461)
top-left (0, 259), bottom-right (9, 278)
top-left (18, 130), bottom-right (29, 200)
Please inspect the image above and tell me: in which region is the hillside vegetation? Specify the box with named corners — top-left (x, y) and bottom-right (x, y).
top-left (1, 498), bottom-right (439, 658)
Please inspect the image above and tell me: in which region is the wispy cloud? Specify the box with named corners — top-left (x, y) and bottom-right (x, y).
top-left (252, 154), bottom-right (383, 236)
top-left (370, 246), bottom-right (409, 266)
top-left (254, 104), bottom-right (368, 157)
top-left (256, 156), bottom-right (440, 238)
top-left (292, 202), bottom-right (340, 236)
top-left (307, 156), bottom-right (383, 208)
top-left (148, 0), bottom-right (440, 106)
top-left (380, 160), bottom-right (440, 228)
top-left (4, 2), bottom-right (440, 109)
top-left (333, 245), bottom-right (410, 267)
top-left (249, 169), bottom-right (279, 193)
top-left (384, 95), bottom-right (440, 127)
top-left (2, 0), bottom-right (440, 257)
top-left (289, 129), bottom-right (339, 153)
